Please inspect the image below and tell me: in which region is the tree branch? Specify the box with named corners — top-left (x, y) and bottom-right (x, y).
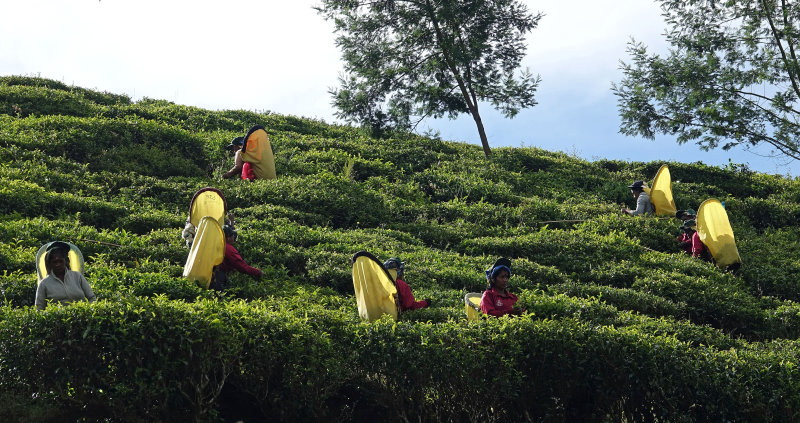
top-left (762, 0), bottom-right (800, 100)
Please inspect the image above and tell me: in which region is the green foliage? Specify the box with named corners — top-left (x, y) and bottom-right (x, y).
top-left (613, 1), bottom-right (800, 161)
top-left (4, 76), bottom-right (800, 420)
top-left (316, 0), bottom-right (542, 156)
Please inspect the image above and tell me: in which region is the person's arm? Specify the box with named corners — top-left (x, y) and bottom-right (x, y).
top-left (226, 246), bottom-right (263, 277)
top-left (223, 150), bottom-right (244, 179)
top-left (79, 273), bottom-right (97, 303)
top-left (396, 279), bottom-right (428, 310)
top-left (35, 280), bottom-right (47, 310)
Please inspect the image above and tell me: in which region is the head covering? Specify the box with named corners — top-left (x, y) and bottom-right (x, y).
top-left (486, 257), bottom-right (513, 280)
top-left (45, 241), bottom-right (71, 266)
top-left (628, 180), bottom-right (647, 190)
top-left (226, 136), bottom-right (245, 149)
top-left (676, 209), bottom-right (697, 220)
top-left (46, 241), bottom-right (70, 254)
top-left (383, 257), bottom-right (404, 272)
top-left (222, 225), bottom-right (238, 241)
top-left (486, 265), bottom-right (511, 280)
top-left (680, 219), bottom-right (697, 230)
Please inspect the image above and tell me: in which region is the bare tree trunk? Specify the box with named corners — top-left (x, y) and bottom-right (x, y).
top-left (424, 0), bottom-right (492, 158)
top-left (470, 108), bottom-right (491, 157)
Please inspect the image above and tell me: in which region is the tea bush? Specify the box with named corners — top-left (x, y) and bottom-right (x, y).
top-left (3, 76), bottom-right (800, 420)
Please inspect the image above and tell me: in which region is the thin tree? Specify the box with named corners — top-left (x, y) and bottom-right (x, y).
top-left (316, 0), bottom-right (542, 157)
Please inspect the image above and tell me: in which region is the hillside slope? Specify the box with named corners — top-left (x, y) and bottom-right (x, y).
top-left (2, 75), bottom-right (800, 422)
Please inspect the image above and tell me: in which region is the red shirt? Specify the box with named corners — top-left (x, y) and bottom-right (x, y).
top-left (691, 231), bottom-right (708, 259)
top-left (677, 233), bottom-right (692, 254)
top-left (395, 278), bottom-right (429, 311)
top-left (217, 243), bottom-right (261, 277)
top-left (480, 288), bottom-right (519, 317)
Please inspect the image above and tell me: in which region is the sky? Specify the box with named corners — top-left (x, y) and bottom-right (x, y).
top-left (2, 0), bottom-right (798, 177)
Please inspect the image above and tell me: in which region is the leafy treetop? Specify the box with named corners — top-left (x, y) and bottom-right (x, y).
top-left (316, 0), bottom-right (542, 157)
top-left (614, 0), bottom-right (800, 162)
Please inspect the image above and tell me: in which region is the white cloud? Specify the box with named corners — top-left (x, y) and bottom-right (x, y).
top-left (1, 0), bottom-right (796, 175)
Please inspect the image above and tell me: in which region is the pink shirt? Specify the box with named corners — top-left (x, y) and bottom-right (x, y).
top-left (241, 162), bottom-right (256, 180)
top-left (677, 233), bottom-right (692, 254)
top-left (395, 278), bottom-right (428, 311)
top-left (480, 287), bottom-right (519, 317)
top-left (218, 243), bottom-right (261, 277)
top-left (691, 232), bottom-right (708, 259)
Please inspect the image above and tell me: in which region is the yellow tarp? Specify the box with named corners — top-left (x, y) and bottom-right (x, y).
top-left (650, 164), bottom-right (677, 217)
top-left (352, 252), bottom-right (398, 322)
top-left (183, 216), bottom-right (225, 289)
top-left (465, 293), bottom-right (482, 321)
top-left (189, 188), bottom-right (227, 228)
top-left (241, 126), bottom-right (276, 180)
top-left (697, 198), bottom-right (742, 268)
top-left (36, 242), bottom-right (85, 282)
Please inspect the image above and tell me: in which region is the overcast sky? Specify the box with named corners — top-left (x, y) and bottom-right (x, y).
top-left (2, 0), bottom-right (798, 177)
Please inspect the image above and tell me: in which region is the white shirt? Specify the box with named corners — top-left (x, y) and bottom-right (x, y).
top-left (631, 192), bottom-right (655, 216)
top-left (35, 269), bottom-right (97, 310)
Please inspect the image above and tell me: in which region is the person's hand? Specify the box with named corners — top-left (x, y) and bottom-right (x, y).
top-left (424, 298), bottom-right (433, 307)
top-left (255, 270), bottom-right (264, 279)
top-left (222, 171), bottom-right (232, 179)
top-left (510, 307), bottom-right (526, 316)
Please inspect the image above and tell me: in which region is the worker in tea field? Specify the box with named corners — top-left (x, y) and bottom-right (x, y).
top-left (675, 209), bottom-right (697, 255)
top-left (480, 258), bottom-right (525, 317)
top-left (621, 180), bottom-right (654, 216)
top-left (221, 136), bottom-right (255, 180)
top-left (681, 220), bottom-right (712, 262)
top-left (210, 225), bottom-right (263, 291)
top-left (676, 209), bottom-right (696, 222)
top-left (383, 257), bottom-right (431, 312)
top-left (35, 242), bottom-right (96, 310)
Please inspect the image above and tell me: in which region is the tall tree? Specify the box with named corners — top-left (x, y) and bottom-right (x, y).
top-left (316, 0), bottom-right (542, 157)
top-left (614, 0), bottom-right (800, 162)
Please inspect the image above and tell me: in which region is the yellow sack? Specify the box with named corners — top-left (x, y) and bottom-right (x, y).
top-left (36, 241), bottom-right (85, 282)
top-left (241, 125), bottom-right (277, 180)
top-left (464, 293), bottom-right (482, 321)
top-left (189, 187), bottom-right (227, 228)
top-left (352, 251), bottom-right (398, 322)
top-left (697, 199), bottom-right (742, 268)
top-left (650, 164), bottom-right (677, 217)
top-left (183, 216), bottom-right (225, 289)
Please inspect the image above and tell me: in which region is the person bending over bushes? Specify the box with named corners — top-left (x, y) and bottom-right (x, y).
top-left (676, 209), bottom-right (696, 222)
top-left (481, 258), bottom-right (525, 317)
top-left (221, 136), bottom-right (255, 180)
top-left (621, 180), bottom-right (654, 216)
top-left (35, 242), bottom-right (96, 310)
top-left (210, 225), bottom-right (263, 291)
top-left (681, 220), bottom-right (712, 262)
top-left (383, 257), bottom-right (431, 312)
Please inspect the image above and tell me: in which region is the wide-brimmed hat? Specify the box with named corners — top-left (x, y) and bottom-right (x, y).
top-left (676, 209), bottom-right (697, 219)
top-left (628, 180), bottom-right (647, 190)
top-left (226, 136), bottom-right (245, 149)
top-left (383, 257), bottom-right (405, 271)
